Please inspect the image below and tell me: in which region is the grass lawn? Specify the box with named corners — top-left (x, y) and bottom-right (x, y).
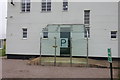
top-left (0, 48), bottom-right (6, 57)
top-left (0, 41), bottom-right (6, 57)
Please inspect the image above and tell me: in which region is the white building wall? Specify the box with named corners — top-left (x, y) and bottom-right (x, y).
top-left (7, 1), bottom-right (118, 57)
top-left (118, 1), bottom-right (120, 58)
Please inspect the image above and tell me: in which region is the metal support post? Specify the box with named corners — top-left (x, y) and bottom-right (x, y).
top-left (39, 37), bottom-right (42, 65)
top-left (54, 37), bottom-right (57, 66)
top-left (70, 38), bottom-right (72, 67)
top-left (110, 63), bottom-right (113, 80)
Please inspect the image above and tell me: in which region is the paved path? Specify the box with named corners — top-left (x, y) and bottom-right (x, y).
top-left (1, 59), bottom-right (119, 78)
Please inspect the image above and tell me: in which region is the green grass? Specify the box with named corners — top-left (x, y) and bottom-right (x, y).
top-left (41, 57), bottom-right (87, 64)
top-left (0, 41), bottom-right (6, 57)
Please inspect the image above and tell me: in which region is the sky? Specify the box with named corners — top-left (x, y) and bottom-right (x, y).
top-left (0, 0), bottom-right (119, 39)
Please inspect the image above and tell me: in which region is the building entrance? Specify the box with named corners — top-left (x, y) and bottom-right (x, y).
top-left (60, 27), bottom-right (71, 56)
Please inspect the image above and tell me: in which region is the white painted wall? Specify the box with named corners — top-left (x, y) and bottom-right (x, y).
top-left (6, 1), bottom-right (118, 57)
top-left (0, 0), bottom-right (7, 39)
top-left (118, 1), bottom-right (120, 58)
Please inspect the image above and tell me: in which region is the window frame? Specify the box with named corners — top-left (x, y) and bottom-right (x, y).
top-left (111, 31), bottom-right (117, 39)
top-left (63, 0), bottom-right (68, 11)
top-left (43, 32), bottom-right (48, 38)
top-left (41, 0), bottom-right (51, 12)
top-left (22, 28), bottom-right (28, 39)
top-left (84, 10), bottom-right (90, 25)
top-left (84, 27), bottom-right (90, 39)
top-left (21, 0), bottom-right (31, 12)
top-left (42, 27), bottom-right (48, 39)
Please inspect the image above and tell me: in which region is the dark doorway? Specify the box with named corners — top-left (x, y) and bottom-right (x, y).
top-left (60, 27), bottom-right (71, 56)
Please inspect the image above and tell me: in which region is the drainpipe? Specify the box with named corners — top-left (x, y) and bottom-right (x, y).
top-left (86, 28), bottom-right (89, 67)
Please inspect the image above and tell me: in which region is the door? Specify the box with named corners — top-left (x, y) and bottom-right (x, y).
top-left (60, 27), bottom-right (71, 56)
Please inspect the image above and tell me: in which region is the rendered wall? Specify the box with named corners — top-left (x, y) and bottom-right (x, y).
top-left (7, 1), bottom-right (118, 57)
top-left (118, 1), bottom-right (120, 58)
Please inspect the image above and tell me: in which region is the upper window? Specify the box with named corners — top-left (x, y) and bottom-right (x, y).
top-left (21, 0), bottom-right (30, 12)
top-left (41, 0), bottom-right (51, 12)
top-left (63, 0), bottom-right (68, 11)
top-left (84, 10), bottom-right (90, 25)
top-left (111, 31), bottom-right (117, 38)
top-left (22, 28), bottom-right (27, 39)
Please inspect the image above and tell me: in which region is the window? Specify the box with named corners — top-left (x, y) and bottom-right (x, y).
top-left (84, 27), bottom-right (90, 38)
top-left (42, 27), bottom-right (48, 38)
top-left (22, 28), bottom-right (27, 39)
top-left (43, 32), bottom-right (48, 38)
top-left (63, 0), bottom-right (68, 11)
top-left (111, 31), bottom-right (117, 38)
top-left (84, 10), bottom-right (90, 25)
top-left (41, 0), bottom-right (51, 12)
top-left (0, 40), bottom-right (2, 49)
top-left (21, 0), bottom-right (30, 12)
